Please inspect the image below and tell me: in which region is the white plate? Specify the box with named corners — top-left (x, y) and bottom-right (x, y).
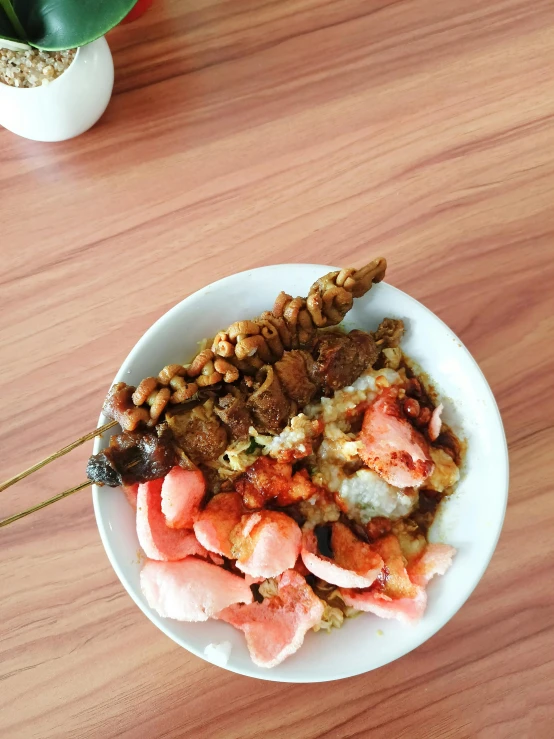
top-left (92, 264), bottom-right (508, 682)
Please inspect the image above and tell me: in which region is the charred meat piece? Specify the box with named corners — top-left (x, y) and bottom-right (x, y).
top-left (103, 382), bottom-right (150, 432)
top-left (214, 388), bottom-right (252, 441)
top-left (86, 430), bottom-right (176, 487)
top-left (166, 403), bottom-right (228, 466)
top-left (246, 365), bottom-right (290, 433)
top-left (274, 350), bottom-right (318, 408)
top-left (236, 457), bottom-right (292, 509)
top-left (373, 318), bottom-right (404, 349)
top-left (235, 456), bottom-right (317, 509)
top-left (310, 329), bottom-right (378, 395)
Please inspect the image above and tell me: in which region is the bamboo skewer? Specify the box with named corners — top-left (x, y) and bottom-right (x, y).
top-left (0, 481), bottom-right (92, 528)
top-left (0, 420), bottom-right (117, 493)
top-left (0, 421), bottom-right (117, 528)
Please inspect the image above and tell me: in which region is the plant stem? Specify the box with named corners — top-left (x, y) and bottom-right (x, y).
top-left (0, 0), bottom-right (27, 41)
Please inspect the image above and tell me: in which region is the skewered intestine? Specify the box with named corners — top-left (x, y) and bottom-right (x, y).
top-left (103, 383), bottom-right (150, 432)
top-left (211, 258), bottom-right (386, 361)
top-left (101, 259), bottom-right (386, 431)
top-left (104, 364), bottom-right (198, 432)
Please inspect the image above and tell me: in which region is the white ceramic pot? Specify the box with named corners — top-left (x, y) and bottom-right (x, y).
top-left (0, 37), bottom-right (114, 142)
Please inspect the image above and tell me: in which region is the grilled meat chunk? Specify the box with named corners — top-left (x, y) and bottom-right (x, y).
top-left (310, 329), bottom-right (378, 395)
top-left (274, 350), bottom-right (318, 408)
top-left (86, 430), bottom-right (175, 487)
top-left (247, 365), bottom-right (290, 433)
top-left (166, 404), bottom-right (228, 465)
top-left (214, 388), bottom-right (252, 441)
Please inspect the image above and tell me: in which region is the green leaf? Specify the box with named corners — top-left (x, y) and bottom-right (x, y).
top-left (11, 0), bottom-right (138, 50)
top-left (0, 0), bottom-right (27, 41)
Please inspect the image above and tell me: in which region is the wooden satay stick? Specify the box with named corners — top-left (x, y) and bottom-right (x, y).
top-left (0, 480), bottom-right (92, 528)
top-left (0, 420), bottom-right (117, 493)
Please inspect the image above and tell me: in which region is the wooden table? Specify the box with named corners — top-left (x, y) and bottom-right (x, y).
top-left (1, 0), bottom-right (553, 736)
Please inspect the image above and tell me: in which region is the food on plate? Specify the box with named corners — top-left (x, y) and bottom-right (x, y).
top-left (89, 258), bottom-right (463, 667)
top-left (136, 479), bottom-right (207, 561)
top-left (231, 510), bottom-right (302, 579)
top-left (301, 525), bottom-right (383, 588)
top-left (140, 558), bottom-right (253, 621)
top-left (122, 483), bottom-right (139, 509)
top-left (359, 388), bottom-right (434, 488)
top-left (86, 429), bottom-right (175, 487)
top-left (161, 467), bottom-right (205, 529)
top-left (217, 570), bottom-right (324, 668)
top-left (340, 543), bottom-right (456, 624)
top-left (193, 492), bottom-right (243, 557)
top-left (87, 257), bottom-right (388, 482)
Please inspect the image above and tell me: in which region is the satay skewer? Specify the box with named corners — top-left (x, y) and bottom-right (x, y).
top-left (0, 481), bottom-right (91, 528)
top-left (0, 259), bottom-right (388, 528)
top-left (0, 420), bottom-right (117, 493)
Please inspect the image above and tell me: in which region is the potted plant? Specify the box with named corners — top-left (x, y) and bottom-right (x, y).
top-left (0, 0), bottom-right (138, 141)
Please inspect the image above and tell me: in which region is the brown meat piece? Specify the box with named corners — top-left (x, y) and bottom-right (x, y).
top-left (166, 405), bottom-right (228, 465)
top-left (310, 329), bottom-right (378, 395)
top-left (246, 365), bottom-right (290, 433)
top-left (214, 388), bottom-right (252, 441)
top-left (373, 318), bottom-right (404, 349)
top-left (274, 350), bottom-right (318, 408)
top-left (86, 430), bottom-right (175, 487)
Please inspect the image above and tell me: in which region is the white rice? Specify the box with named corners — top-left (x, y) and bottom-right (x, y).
top-left (338, 469), bottom-right (417, 524)
top-left (265, 414), bottom-right (314, 457)
top-left (305, 367), bottom-right (402, 425)
top-left (267, 367), bottom-right (418, 524)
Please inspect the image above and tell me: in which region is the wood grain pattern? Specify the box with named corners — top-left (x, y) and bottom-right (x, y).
top-left (1, 0), bottom-right (553, 736)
